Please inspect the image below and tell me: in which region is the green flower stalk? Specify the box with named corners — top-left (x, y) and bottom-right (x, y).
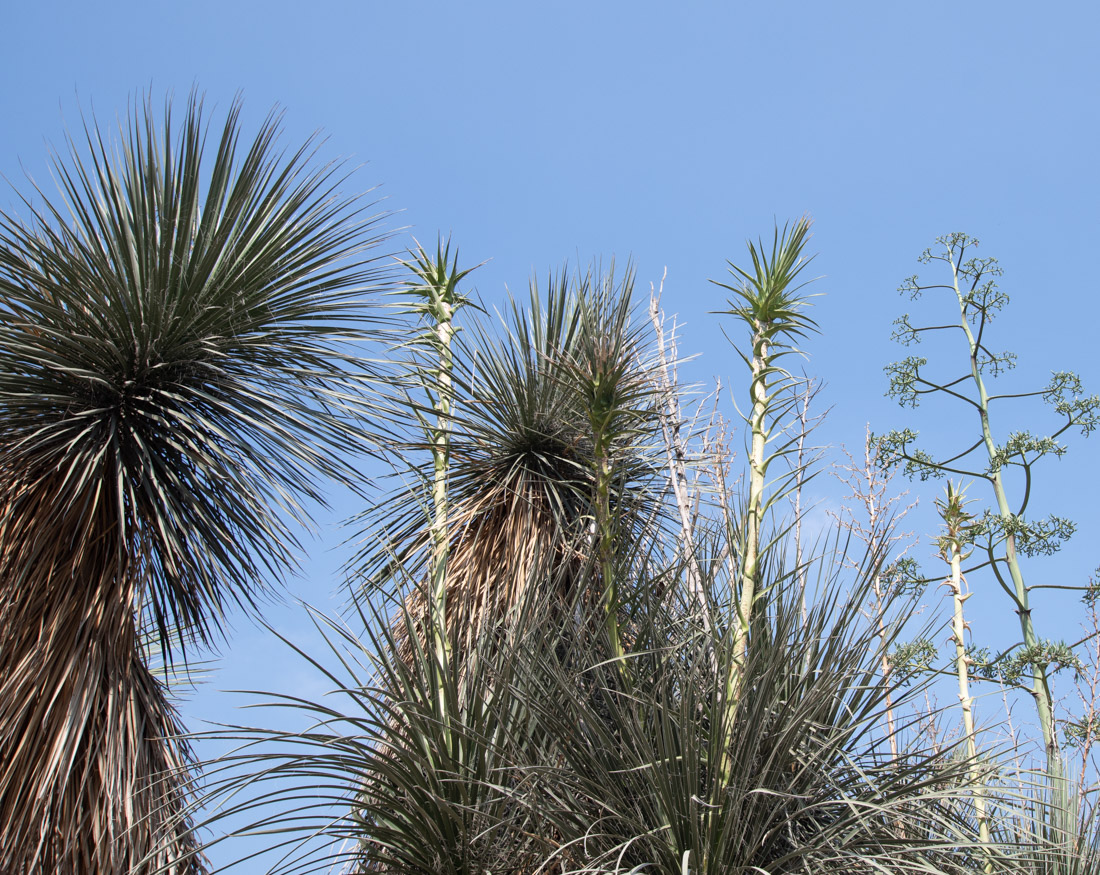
top-left (713, 217), bottom-right (819, 703)
top-left (569, 266), bottom-right (652, 673)
top-left (400, 239), bottom-right (477, 686)
top-left (879, 233), bottom-right (1099, 781)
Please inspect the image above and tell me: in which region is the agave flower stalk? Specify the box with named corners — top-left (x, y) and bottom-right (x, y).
top-left (880, 233), bottom-right (1099, 780)
top-left (937, 481), bottom-right (992, 870)
top-left (712, 218), bottom-right (818, 704)
top-left (949, 248), bottom-right (1059, 779)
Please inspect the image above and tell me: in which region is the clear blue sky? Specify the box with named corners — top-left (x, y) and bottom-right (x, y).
top-left (4, 2), bottom-right (1099, 869)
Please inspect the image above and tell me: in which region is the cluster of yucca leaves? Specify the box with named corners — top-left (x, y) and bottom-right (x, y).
top-left (172, 243), bottom-right (1037, 875)
top-left (0, 94), bottom-right (392, 873)
top-left (4, 92), bottom-right (1097, 874)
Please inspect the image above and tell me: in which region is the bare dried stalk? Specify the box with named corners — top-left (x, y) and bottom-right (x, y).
top-left (1070, 586), bottom-right (1100, 802)
top-left (787, 373), bottom-right (826, 621)
top-left (830, 425), bottom-right (917, 759)
top-left (649, 275), bottom-right (714, 644)
top-left (701, 387), bottom-right (739, 605)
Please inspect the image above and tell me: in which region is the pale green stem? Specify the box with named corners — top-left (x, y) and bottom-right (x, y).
top-left (949, 256), bottom-right (1061, 782)
top-left (874, 581), bottom-right (899, 761)
top-left (721, 330), bottom-right (768, 787)
top-left (596, 438), bottom-right (627, 672)
top-left (729, 330), bottom-right (767, 703)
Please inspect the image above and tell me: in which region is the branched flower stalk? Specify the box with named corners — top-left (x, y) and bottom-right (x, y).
top-left (936, 481), bottom-right (992, 871)
top-left (878, 232), bottom-right (1100, 780)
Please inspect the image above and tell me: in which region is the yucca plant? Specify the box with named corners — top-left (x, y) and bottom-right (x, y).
top-left (519, 527), bottom-right (989, 874)
top-left (354, 262), bottom-right (660, 666)
top-left (177, 239), bottom-right (1027, 874)
top-left (0, 93), bottom-right (390, 872)
top-left (182, 529), bottom-right (993, 874)
top-left (179, 262), bottom-right (665, 870)
top-left (181, 583), bottom-right (568, 875)
top-left (987, 774), bottom-right (1100, 875)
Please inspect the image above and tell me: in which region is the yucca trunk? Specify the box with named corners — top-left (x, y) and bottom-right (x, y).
top-left (0, 471), bottom-right (199, 874)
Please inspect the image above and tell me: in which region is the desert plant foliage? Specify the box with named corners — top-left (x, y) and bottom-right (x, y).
top-left (0, 93), bottom-right (390, 873)
top-left (4, 94), bottom-right (1100, 875)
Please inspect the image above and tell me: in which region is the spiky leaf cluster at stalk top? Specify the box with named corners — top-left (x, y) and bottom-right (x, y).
top-left (710, 218), bottom-right (822, 515)
top-left (396, 237), bottom-right (479, 390)
top-left (714, 218), bottom-right (819, 358)
top-left (935, 481), bottom-right (978, 560)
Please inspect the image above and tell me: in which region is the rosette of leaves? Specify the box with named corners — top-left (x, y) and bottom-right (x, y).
top-left (0, 93), bottom-right (389, 873)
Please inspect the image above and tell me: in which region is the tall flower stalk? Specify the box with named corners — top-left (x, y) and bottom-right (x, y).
top-left (400, 239), bottom-right (476, 698)
top-left (712, 217), bottom-right (818, 703)
top-left (879, 232), bottom-right (1099, 781)
top-left (568, 265), bottom-right (653, 672)
top-left (937, 481), bottom-right (992, 870)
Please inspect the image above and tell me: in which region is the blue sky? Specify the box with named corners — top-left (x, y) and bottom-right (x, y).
top-left (4, 2), bottom-right (1100, 869)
